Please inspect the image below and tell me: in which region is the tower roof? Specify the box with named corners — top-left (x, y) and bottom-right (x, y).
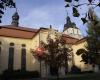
top-left (64, 16), bottom-right (78, 31)
top-left (11, 11), bottom-right (19, 27)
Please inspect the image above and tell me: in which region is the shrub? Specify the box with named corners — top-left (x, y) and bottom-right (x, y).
top-left (2, 69), bottom-right (40, 80)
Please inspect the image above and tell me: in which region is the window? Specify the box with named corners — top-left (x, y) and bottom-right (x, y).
top-left (0, 42), bottom-right (2, 45)
top-left (10, 43), bottom-right (14, 46)
top-left (8, 42), bottom-right (14, 70)
top-left (8, 47), bottom-right (14, 70)
top-left (22, 44), bottom-right (26, 47)
top-left (21, 48), bottom-right (26, 71)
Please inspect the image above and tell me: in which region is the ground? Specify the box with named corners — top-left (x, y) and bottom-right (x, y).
top-left (1, 73), bottom-right (100, 80)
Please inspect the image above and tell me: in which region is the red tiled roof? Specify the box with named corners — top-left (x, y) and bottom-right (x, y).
top-left (62, 34), bottom-right (79, 44)
top-left (74, 37), bottom-right (86, 45)
top-left (0, 25), bottom-right (39, 39)
top-left (0, 25), bottom-right (81, 44)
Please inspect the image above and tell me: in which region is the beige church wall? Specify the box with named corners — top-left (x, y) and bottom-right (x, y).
top-left (31, 29), bottom-right (57, 49)
top-left (78, 29), bottom-right (81, 35)
top-left (0, 36), bottom-right (40, 74)
top-left (63, 28), bottom-right (73, 35)
top-left (39, 30), bottom-right (49, 43)
top-left (67, 28), bottom-right (73, 34)
top-left (72, 41), bottom-right (93, 71)
top-left (73, 28), bottom-right (78, 34)
top-left (31, 34), bottom-right (39, 50)
top-left (74, 28), bottom-right (81, 35)
top-left (0, 39), bottom-right (9, 74)
top-left (63, 30), bottom-right (68, 34)
top-left (73, 29), bottom-right (78, 34)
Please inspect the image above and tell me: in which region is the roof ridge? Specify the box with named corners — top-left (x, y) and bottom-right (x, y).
top-left (0, 25), bottom-right (38, 32)
top-left (62, 34), bottom-right (79, 40)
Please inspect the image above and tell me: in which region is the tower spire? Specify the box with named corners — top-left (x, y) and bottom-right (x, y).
top-left (11, 5), bottom-right (19, 27)
top-left (66, 10), bottom-right (71, 24)
top-left (66, 16), bottom-right (71, 24)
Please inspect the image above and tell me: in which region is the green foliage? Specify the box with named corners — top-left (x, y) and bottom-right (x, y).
top-left (43, 38), bottom-right (69, 68)
top-left (97, 2), bottom-right (100, 7)
top-left (32, 35), bottom-right (70, 75)
top-left (81, 18), bottom-right (88, 24)
top-left (77, 14), bottom-right (100, 65)
top-left (73, 7), bottom-right (80, 17)
top-left (65, 0), bottom-right (100, 24)
top-left (76, 48), bottom-right (87, 55)
top-left (87, 18), bottom-right (100, 64)
top-left (65, 4), bottom-right (69, 7)
top-left (74, 0), bottom-right (79, 2)
top-left (88, 0), bottom-right (93, 3)
top-left (0, 0), bottom-right (16, 23)
top-left (76, 48), bottom-right (89, 64)
top-left (65, 0), bottom-right (72, 2)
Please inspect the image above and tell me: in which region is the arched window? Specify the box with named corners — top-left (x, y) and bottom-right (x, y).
top-left (8, 42), bottom-right (14, 70)
top-left (21, 44), bottom-right (26, 71)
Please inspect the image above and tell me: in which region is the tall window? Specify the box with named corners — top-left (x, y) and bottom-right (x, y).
top-left (8, 43), bottom-right (14, 70)
top-left (21, 44), bottom-right (26, 71)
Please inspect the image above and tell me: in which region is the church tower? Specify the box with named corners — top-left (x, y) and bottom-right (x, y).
top-left (11, 11), bottom-right (19, 27)
top-left (63, 16), bottom-right (82, 39)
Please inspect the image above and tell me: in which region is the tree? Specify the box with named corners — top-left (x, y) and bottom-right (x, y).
top-left (76, 13), bottom-right (100, 69)
top-left (0, 0), bottom-right (16, 23)
top-left (65, 0), bottom-right (100, 24)
top-left (42, 37), bottom-right (70, 76)
top-left (31, 33), bottom-right (71, 78)
top-left (86, 14), bottom-right (100, 66)
top-left (76, 48), bottom-right (89, 64)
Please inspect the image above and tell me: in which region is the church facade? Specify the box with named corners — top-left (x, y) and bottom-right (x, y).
top-left (0, 12), bottom-right (94, 76)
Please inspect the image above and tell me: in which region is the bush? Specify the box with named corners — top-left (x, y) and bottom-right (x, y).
top-left (81, 71), bottom-right (94, 74)
top-left (2, 70), bottom-right (40, 80)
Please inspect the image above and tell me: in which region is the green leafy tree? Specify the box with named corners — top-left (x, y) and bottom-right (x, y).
top-left (76, 48), bottom-right (89, 64)
top-left (42, 37), bottom-right (70, 76)
top-left (0, 0), bottom-right (16, 23)
top-left (86, 15), bottom-right (100, 65)
top-left (76, 13), bottom-right (100, 68)
top-left (65, 0), bottom-right (100, 24)
top-left (31, 34), bottom-right (70, 78)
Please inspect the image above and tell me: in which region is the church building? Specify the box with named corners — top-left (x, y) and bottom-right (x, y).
top-left (0, 11), bottom-right (94, 77)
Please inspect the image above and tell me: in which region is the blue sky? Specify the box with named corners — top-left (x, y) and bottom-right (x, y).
top-left (0, 0), bottom-right (100, 36)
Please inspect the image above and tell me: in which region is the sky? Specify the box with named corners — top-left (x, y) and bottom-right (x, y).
top-left (0, 0), bottom-right (100, 36)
